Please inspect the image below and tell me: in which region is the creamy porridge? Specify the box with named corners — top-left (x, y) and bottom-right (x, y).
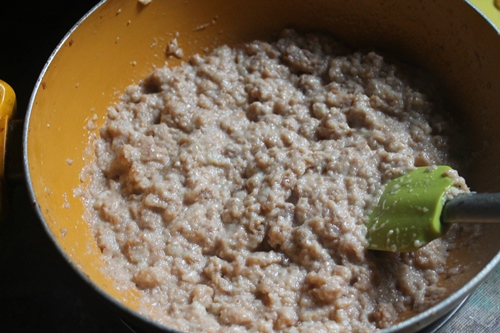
top-left (82, 30), bottom-right (476, 332)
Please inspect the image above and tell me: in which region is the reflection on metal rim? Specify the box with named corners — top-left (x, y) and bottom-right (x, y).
top-left (417, 296), bottom-right (470, 333)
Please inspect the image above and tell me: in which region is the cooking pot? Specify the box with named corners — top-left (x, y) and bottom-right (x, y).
top-left (4, 0), bottom-right (498, 332)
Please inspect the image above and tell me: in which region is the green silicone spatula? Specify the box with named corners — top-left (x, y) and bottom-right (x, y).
top-left (366, 166), bottom-right (500, 252)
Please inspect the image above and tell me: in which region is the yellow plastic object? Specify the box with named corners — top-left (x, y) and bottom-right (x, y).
top-left (0, 80), bottom-right (16, 216)
top-left (24, 0), bottom-right (500, 330)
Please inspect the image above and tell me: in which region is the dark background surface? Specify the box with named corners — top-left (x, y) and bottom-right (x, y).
top-left (0, 1), bottom-right (135, 332)
top-left (0, 1), bottom-right (498, 333)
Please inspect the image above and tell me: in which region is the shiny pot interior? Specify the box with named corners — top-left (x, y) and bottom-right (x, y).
top-left (24, 0), bottom-right (500, 332)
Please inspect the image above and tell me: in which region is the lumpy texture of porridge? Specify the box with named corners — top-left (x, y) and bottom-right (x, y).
top-left (83, 30), bottom-right (473, 332)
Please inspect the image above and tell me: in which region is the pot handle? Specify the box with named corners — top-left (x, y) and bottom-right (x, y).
top-left (0, 80), bottom-right (17, 217)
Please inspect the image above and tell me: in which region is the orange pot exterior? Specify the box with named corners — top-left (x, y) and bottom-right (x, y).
top-left (24, 0), bottom-right (500, 330)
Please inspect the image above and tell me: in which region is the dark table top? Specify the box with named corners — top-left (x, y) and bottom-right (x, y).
top-left (1, 2), bottom-right (133, 332)
top-left (0, 1), bottom-right (498, 332)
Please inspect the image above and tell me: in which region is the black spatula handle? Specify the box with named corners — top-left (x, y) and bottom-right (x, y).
top-left (442, 193), bottom-right (500, 224)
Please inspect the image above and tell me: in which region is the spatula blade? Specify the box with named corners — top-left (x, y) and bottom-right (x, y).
top-left (366, 166), bottom-right (454, 252)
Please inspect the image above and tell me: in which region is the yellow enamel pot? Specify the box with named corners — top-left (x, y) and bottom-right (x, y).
top-left (23, 0), bottom-right (500, 332)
